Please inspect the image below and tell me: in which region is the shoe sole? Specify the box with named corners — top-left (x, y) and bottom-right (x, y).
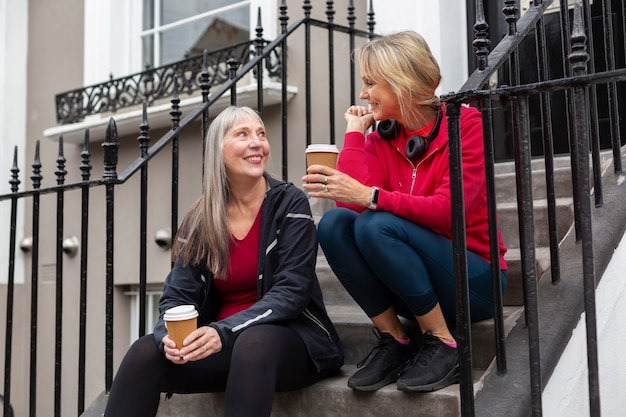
top-left (396, 364), bottom-right (460, 392)
top-left (347, 363), bottom-right (408, 392)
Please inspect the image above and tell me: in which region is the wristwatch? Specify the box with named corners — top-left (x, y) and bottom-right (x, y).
top-left (368, 186), bottom-right (379, 210)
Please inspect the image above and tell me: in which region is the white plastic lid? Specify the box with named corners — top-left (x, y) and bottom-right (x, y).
top-left (305, 144), bottom-right (339, 153)
top-left (163, 305), bottom-right (198, 321)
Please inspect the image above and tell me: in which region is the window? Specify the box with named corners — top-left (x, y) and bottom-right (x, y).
top-left (83, 0), bottom-right (277, 86)
top-left (141, 0), bottom-right (250, 67)
top-left (127, 289), bottom-right (163, 344)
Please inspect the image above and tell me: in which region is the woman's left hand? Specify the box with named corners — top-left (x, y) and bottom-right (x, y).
top-left (302, 165), bottom-right (372, 207)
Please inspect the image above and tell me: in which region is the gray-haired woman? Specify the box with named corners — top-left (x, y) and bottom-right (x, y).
top-left (105, 106), bottom-right (343, 417)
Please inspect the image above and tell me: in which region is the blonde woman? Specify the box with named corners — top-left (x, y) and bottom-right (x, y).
top-left (303, 31), bottom-right (507, 392)
top-left (106, 106), bottom-right (343, 417)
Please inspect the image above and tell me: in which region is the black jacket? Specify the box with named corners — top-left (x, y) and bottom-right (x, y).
top-left (153, 176), bottom-right (344, 373)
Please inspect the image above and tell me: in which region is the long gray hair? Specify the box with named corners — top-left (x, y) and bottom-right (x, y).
top-left (172, 106), bottom-right (265, 278)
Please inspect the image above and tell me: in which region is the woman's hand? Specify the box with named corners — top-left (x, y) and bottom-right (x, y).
top-left (344, 105), bottom-right (375, 134)
top-left (303, 165), bottom-right (372, 207)
top-left (163, 326), bottom-right (223, 364)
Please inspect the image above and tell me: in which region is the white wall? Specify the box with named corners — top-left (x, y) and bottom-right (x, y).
top-left (0, 0), bottom-right (27, 284)
top-left (371, 0), bottom-right (468, 95)
top-left (542, 227), bottom-right (626, 416)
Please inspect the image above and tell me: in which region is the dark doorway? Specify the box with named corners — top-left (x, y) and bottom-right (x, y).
top-left (465, 1), bottom-right (626, 161)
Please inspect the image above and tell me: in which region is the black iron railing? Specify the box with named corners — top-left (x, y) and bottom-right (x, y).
top-left (54, 39), bottom-right (282, 125)
top-left (444, 1), bottom-right (625, 416)
top-left (2, 1), bottom-right (625, 417)
top-left (2, 2), bottom-right (376, 417)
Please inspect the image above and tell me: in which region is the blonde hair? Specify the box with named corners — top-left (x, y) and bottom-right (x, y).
top-left (172, 106), bottom-right (265, 278)
top-left (357, 31), bottom-right (441, 126)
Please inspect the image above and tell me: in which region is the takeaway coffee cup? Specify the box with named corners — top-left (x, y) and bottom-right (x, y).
top-left (305, 144), bottom-right (339, 169)
top-left (164, 305), bottom-right (198, 349)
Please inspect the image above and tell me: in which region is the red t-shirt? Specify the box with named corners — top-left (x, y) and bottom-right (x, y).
top-left (213, 209), bottom-right (261, 320)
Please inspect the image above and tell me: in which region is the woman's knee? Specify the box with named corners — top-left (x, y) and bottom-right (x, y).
top-left (317, 208), bottom-right (356, 248)
top-left (122, 334), bottom-right (163, 370)
top-left (231, 325), bottom-right (293, 368)
top-left (354, 211), bottom-right (395, 239)
top-left (353, 211), bottom-right (405, 254)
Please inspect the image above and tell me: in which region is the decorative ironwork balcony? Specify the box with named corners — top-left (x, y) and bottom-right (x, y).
top-left (55, 39), bottom-right (282, 125)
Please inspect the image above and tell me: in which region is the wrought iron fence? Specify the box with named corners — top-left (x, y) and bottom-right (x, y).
top-left (2, 0), bottom-right (625, 417)
top-left (2, 2), bottom-right (375, 417)
top-left (444, 1), bottom-right (625, 416)
top-left (54, 39), bottom-right (282, 125)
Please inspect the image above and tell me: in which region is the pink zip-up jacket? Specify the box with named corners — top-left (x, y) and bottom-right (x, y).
top-left (337, 104), bottom-right (508, 270)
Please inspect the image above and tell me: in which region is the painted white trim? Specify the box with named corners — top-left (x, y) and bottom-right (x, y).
top-left (126, 289), bottom-right (163, 344)
top-left (543, 226), bottom-right (626, 416)
top-left (252, 0), bottom-right (277, 40)
top-left (84, 0), bottom-right (134, 85)
top-left (370, 0), bottom-right (468, 95)
top-left (0, 0), bottom-right (27, 285)
top-left (84, 1), bottom-right (111, 85)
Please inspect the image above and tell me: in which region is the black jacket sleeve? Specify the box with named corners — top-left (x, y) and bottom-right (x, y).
top-left (153, 260), bottom-right (211, 351)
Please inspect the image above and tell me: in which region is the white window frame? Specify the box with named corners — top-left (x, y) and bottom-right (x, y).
top-left (0, 0), bottom-right (27, 285)
top-left (83, 0), bottom-right (277, 86)
top-left (372, 0), bottom-right (468, 94)
top-left (126, 288), bottom-right (163, 344)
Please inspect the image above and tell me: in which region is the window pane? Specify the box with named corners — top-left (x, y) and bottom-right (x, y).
top-left (161, 0), bottom-right (247, 25)
top-left (142, 0), bottom-right (250, 66)
top-left (142, 35), bottom-right (154, 67)
top-left (143, 0), bottom-right (154, 30)
top-left (160, 7), bottom-right (250, 64)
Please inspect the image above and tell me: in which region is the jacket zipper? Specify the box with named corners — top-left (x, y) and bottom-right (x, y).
top-left (303, 308), bottom-right (333, 341)
top-left (396, 146), bottom-right (439, 195)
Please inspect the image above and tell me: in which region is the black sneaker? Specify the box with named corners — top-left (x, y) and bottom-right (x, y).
top-left (396, 332), bottom-right (459, 392)
top-left (348, 328), bottom-right (416, 391)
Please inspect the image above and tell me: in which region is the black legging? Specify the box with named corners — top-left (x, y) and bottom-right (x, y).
top-left (104, 324), bottom-right (328, 417)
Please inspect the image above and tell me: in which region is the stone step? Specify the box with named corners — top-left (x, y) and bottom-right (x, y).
top-left (492, 151), bottom-right (612, 199)
top-left (496, 198), bottom-right (574, 250)
top-left (153, 366), bottom-right (489, 417)
top-left (502, 247), bottom-right (552, 306)
top-left (81, 303), bottom-right (522, 417)
top-left (328, 304), bottom-right (523, 370)
top-left (494, 165), bottom-right (574, 202)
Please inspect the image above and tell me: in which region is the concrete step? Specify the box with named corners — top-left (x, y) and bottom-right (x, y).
top-left (134, 306), bottom-right (522, 417)
top-left (502, 247), bottom-right (552, 306)
top-left (494, 165), bottom-right (574, 202)
top-left (328, 304), bottom-right (523, 370)
top-left (82, 295), bottom-right (522, 417)
top-left (496, 198), bottom-right (574, 250)
top-left (315, 258), bottom-right (358, 307)
top-left (492, 151), bottom-right (612, 198)
top-left (153, 366), bottom-right (487, 417)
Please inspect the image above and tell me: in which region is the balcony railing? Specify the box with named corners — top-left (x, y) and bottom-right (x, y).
top-left (54, 39), bottom-right (282, 125)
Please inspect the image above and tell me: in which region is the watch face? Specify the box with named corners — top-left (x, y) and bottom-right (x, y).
top-left (371, 187), bottom-right (379, 205)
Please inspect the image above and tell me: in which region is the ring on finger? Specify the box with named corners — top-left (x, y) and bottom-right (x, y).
top-left (323, 176), bottom-right (328, 184)
top-left (322, 184), bottom-right (328, 192)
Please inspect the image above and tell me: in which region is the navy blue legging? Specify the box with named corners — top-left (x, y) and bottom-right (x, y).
top-left (104, 324), bottom-right (328, 417)
top-left (317, 208), bottom-right (506, 324)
